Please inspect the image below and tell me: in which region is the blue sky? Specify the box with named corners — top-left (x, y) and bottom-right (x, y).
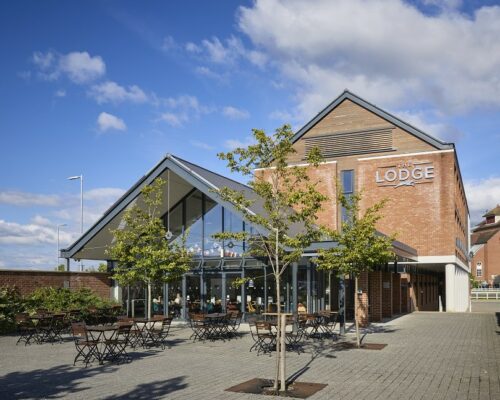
top-left (1, 0), bottom-right (499, 270)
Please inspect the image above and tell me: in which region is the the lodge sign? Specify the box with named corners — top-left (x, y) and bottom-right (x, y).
top-left (375, 160), bottom-right (434, 188)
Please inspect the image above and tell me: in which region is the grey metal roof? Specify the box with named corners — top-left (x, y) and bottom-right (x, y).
top-left (291, 89), bottom-right (454, 151)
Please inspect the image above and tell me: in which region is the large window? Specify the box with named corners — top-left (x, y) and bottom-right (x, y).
top-left (185, 191), bottom-right (203, 256)
top-left (341, 170), bottom-right (354, 223)
top-left (224, 208), bottom-right (244, 257)
top-left (204, 198), bottom-right (223, 257)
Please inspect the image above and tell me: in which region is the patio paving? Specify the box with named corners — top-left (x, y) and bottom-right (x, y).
top-left (1, 312), bottom-right (499, 399)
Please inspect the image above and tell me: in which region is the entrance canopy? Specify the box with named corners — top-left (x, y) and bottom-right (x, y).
top-left (60, 154), bottom-right (417, 263)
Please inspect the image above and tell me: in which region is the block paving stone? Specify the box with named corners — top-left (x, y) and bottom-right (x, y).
top-left (0, 312), bottom-right (499, 399)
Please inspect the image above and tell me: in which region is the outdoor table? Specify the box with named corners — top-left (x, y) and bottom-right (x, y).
top-left (86, 324), bottom-right (119, 364)
top-left (31, 314), bottom-right (56, 343)
top-left (203, 313), bottom-right (228, 340)
top-left (133, 318), bottom-right (163, 347)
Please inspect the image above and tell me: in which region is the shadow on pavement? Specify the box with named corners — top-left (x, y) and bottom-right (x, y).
top-left (0, 363), bottom-right (118, 399)
top-left (102, 376), bottom-right (188, 399)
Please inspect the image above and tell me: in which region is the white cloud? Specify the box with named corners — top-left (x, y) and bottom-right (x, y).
top-left (31, 215), bottom-right (52, 226)
top-left (222, 106), bottom-right (250, 120)
top-left (0, 191), bottom-right (60, 207)
top-left (89, 81), bottom-right (148, 104)
top-left (237, 0), bottom-right (500, 118)
top-left (97, 112), bottom-right (127, 132)
top-left (32, 50), bottom-right (105, 84)
top-left (0, 219), bottom-right (72, 245)
top-left (159, 95), bottom-right (213, 127)
top-left (185, 42), bottom-right (202, 53)
top-left (54, 89), bottom-right (66, 97)
top-left (187, 35), bottom-right (268, 68)
top-left (59, 51), bottom-right (105, 83)
top-left (224, 136), bottom-right (255, 150)
top-left (195, 66), bottom-right (225, 82)
top-left (159, 112), bottom-right (185, 127)
top-left (465, 177), bottom-right (500, 224)
top-left (190, 140), bottom-right (215, 150)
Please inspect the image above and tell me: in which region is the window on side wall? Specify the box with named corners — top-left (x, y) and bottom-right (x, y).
top-left (476, 262), bottom-right (482, 278)
top-left (341, 170), bottom-right (354, 223)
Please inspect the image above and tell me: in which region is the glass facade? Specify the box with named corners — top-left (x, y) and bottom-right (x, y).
top-left (122, 186), bottom-right (356, 321)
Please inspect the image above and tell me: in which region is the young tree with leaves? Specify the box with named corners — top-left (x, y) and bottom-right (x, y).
top-left (314, 190), bottom-right (395, 348)
top-left (216, 124), bottom-right (327, 393)
top-left (107, 178), bottom-right (191, 319)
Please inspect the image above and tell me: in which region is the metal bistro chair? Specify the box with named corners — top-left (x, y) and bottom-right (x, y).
top-left (150, 317), bottom-right (173, 350)
top-left (104, 323), bottom-right (132, 363)
top-left (188, 313), bottom-right (209, 342)
top-left (15, 313), bottom-right (37, 346)
top-left (71, 323), bottom-right (99, 367)
top-left (228, 311), bottom-right (242, 337)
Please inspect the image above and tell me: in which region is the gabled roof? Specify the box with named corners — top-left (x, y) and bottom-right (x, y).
top-left (291, 90), bottom-right (454, 151)
top-left (60, 154), bottom-right (269, 259)
top-left (483, 204), bottom-right (500, 217)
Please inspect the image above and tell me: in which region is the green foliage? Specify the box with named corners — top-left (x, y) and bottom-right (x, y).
top-left (0, 286), bottom-right (24, 333)
top-left (55, 264), bottom-right (65, 271)
top-left (216, 124), bottom-right (327, 275)
top-left (97, 262), bottom-right (108, 272)
top-left (24, 287), bottom-right (115, 313)
top-left (0, 286), bottom-right (117, 333)
top-left (107, 177), bottom-right (192, 287)
top-left (314, 190), bottom-right (395, 276)
top-left (469, 273), bottom-right (480, 289)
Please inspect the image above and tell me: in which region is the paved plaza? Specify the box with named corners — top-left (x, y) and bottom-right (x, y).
top-left (1, 311), bottom-right (499, 400)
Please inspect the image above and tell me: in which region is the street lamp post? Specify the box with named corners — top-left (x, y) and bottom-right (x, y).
top-left (68, 174), bottom-right (83, 271)
top-left (57, 223), bottom-right (67, 268)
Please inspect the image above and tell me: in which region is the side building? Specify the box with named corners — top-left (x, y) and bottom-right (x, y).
top-left (61, 90), bottom-right (470, 323)
top-left (471, 205), bottom-right (500, 287)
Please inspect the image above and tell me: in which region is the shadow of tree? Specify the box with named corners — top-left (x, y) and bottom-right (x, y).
top-left (0, 364), bottom-right (118, 399)
top-left (102, 376), bottom-right (187, 400)
top-left (0, 349), bottom-right (164, 399)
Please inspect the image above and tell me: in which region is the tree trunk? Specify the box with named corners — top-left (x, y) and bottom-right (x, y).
top-left (147, 280), bottom-right (152, 319)
top-left (354, 275), bottom-right (360, 348)
top-left (274, 273), bottom-right (281, 392)
top-left (279, 312), bottom-right (286, 392)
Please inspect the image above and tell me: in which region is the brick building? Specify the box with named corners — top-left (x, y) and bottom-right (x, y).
top-left (470, 205), bottom-right (500, 287)
top-left (61, 90), bottom-right (470, 323)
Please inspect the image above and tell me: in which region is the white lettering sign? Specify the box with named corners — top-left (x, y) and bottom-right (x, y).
top-left (375, 161), bottom-right (434, 188)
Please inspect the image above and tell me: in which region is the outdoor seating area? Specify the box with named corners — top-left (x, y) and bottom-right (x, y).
top-left (188, 311), bottom-right (242, 341)
top-left (249, 312), bottom-right (339, 356)
top-left (14, 308), bottom-right (174, 367)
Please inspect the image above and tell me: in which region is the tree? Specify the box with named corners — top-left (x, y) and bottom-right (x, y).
top-left (314, 190), bottom-right (394, 348)
top-left (97, 263), bottom-right (108, 273)
top-left (54, 264), bottom-right (65, 272)
top-left (216, 124), bottom-right (327, 393)
top-left (107, 178), bottom-right (192, 319)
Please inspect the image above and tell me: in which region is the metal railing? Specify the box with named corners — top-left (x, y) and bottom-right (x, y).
top-left (470, 289), bottom-right (500, 300)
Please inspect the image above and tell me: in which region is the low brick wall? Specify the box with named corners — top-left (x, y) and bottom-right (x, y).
top-left (0, 269), bottom-right (112, 299)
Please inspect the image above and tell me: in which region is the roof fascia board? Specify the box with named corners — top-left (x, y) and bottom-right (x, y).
top-left (291, 90), bottom-right (453, 151)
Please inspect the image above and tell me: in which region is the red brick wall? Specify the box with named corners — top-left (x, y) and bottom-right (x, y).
top-left (0, 270), bottom-right (112, 299)
top-left (369, 271), bottom-right (383, 322)
top-left (392, 274), bottom-right (401, 314)
top-left (357, 272), bottom-right (369, 327)
top-left (381, 272), bottom-right (393, 318)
